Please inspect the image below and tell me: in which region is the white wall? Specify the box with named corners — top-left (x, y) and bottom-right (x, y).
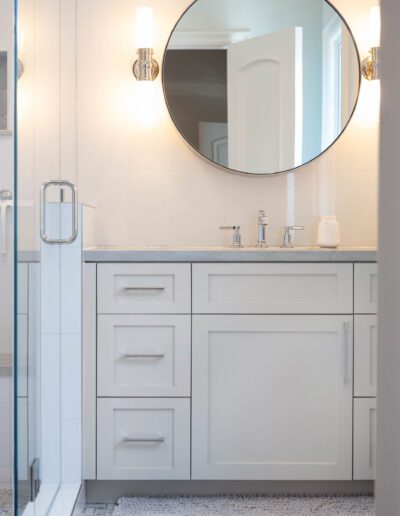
top-left (18, 0), bottom-right (379, 249)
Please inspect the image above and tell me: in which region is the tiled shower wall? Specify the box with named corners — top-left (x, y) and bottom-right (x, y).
top-left (17, 0), bottom-right (379, 249)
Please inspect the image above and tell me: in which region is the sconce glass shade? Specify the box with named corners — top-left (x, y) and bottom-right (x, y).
top-left (136, 7), bottom-right (155, 48)
top-left (362, 6), bottom-right (381, 81)
top-left (370, 6), bottom-right (381, 48)
top-left (133, 7), bottom-right (159, 81)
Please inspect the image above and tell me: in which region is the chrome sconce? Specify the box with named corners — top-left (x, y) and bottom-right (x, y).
top-left (362, 6), bottom-right (381, 81)
top-left (133, 48), bottom-right (159, 81)
top-left (132, 7), bottom-right (159, 81)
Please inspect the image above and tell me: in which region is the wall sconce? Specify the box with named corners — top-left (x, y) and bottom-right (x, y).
top-left (362, 6), bottom-right (381, 81)
top-left (133, 7), bottom-right (159, 81)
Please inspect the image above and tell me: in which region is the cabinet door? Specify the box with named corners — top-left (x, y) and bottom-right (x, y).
top-left (354, 398), bottom-right (376, 480)
top-left (354, 263), bottom-right (378, 314)
top-left (354, 315), bottom-right (378, 397)
top-left (192, 315), bottom-right (353, 480)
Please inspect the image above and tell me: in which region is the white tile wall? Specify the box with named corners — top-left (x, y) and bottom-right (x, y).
top-left (18, 0), bottom-right (379, 250)
top-left (39, 204), bottom-right (86, 487)
top-left (77, 0), bottom-right (379, 248)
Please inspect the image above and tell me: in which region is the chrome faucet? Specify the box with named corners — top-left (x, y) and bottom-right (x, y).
top-left (282, 225), bottom-right (305, 248)
top-left (219, 226), bottom-right (243, 248)
top-left (257, 210), bottom-right (268, 248)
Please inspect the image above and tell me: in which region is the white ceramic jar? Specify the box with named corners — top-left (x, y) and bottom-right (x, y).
top-left (317, 216), bottom-right (341, 248)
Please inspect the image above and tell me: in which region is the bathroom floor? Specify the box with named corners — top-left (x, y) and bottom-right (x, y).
top-left (81, 496), bottom-right (375, 516)
top-left (0, 489), bottom-right (12, 516)
top-left (78, 503), bottom-right (115, 515)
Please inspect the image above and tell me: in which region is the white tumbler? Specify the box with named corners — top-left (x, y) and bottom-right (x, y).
top-left (317, 216), bottom-right (341, 248)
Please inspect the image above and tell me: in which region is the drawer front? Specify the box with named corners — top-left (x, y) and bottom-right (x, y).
top-left (97, 315), bottom-right (191, 397)
top-left (98, 264), bottom-right (191, 314)
top-left (353, 398), bottom-right (376, 480)
top-left (193, 263), bottom-right (353, 314)
top-left (97, 398), bottom-right (190, 480)
top-left (354, 315), bottom-right (378, 397)
top-left (354, 264), bottom-right (378, 314)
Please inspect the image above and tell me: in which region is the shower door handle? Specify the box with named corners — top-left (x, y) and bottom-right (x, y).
top-left (40, 180), bottom-right (78, 245)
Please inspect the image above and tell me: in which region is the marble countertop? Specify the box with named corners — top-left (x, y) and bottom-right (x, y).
top-left (83, 246), bottom-right (377, 263)
top-left (18, 250), bottom-right (40, 263)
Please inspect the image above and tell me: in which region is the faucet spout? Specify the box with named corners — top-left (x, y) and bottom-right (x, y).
top-left (257, 210), bottom-right (268, 248)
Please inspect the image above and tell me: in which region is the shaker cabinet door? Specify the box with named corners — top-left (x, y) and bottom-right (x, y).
top-left (192, 315), bottom-right (353, 480)
top-left (354, 315), bottom-right (378, 397)
top-left (353, 398), bottom-right (377, 480)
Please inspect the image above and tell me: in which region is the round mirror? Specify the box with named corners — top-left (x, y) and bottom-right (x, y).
top-left (163, 0), bottom-right (360, 175)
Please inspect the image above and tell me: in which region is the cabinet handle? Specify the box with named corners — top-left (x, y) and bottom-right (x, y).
top-left (123, 353), bottom-right (165, 359)
top-left (343, 321), bottom-right (351, 385)
top-left (124, 286), bottom-right (165, 291)
top-left (121, 436), bottom-right (165, 444)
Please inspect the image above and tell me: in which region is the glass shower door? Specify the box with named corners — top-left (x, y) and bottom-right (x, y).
top-left (14, 1), bottom-right (80, 513)
top-left (14, 158), bottom-right (65, 513)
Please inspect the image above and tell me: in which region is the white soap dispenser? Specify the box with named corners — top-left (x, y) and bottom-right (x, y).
top-left (317, 216), bottom-right (341, 248)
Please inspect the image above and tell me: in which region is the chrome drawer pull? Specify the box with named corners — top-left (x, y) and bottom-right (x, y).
top-left (121, 436), bottom-right (165, 444)
top-left (123, 353), bottom-right (165, 359)
top-left (124, 286), bottom-right (165, 291)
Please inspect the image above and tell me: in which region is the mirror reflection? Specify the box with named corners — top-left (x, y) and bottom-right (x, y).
top-left (163, 0), bottom-right (360, 175)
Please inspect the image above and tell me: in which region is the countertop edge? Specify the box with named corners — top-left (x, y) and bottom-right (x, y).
top-left (83, 249), bottom-right (378, 263)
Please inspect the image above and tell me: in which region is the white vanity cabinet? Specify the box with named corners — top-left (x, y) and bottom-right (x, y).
top-left (84, 258), bottom-right (378, 484)
top-left (192, 315), bottom-right (353, 480)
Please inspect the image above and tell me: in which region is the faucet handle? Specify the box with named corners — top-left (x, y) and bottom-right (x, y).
top-left (219, 226), bottom-right (243, 248)
top-left (282, 225), bottom-right (305, 248)
top-left (285, 225), bottom-right (305, 231)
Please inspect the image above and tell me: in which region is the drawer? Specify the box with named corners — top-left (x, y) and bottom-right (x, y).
top-left (354, 315), bottom-right (378, 397)
top-left (354, 264), bottom-right (378, 314)
top-left (353, 398), bottom-right (376, 480)
top-left (98, 264), bottom-right (191, 314)
top-left (97, 398), bottom-right (190, 480)
top-left (193, 263), bottom-right (353, 314)
top-left (97, 315), bottom-right (191, 397)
